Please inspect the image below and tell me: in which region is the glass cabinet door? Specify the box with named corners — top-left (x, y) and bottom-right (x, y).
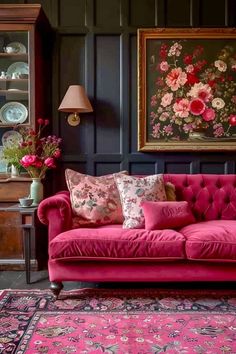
top-left (0, 31), bottom-right (29, 127)
top-left (0, 31), bottom-right (29, 171)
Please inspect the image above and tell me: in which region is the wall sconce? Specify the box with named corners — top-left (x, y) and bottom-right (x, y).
top-left (58, 85), bottom-right (93, 126)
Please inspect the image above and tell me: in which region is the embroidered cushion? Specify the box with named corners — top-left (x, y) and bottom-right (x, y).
top-left (65, 169), bottom-right (127, 226)
top-left (115, 174), bottom-right (167, 229)
top-left (141, 200), bottom-right (195, 230)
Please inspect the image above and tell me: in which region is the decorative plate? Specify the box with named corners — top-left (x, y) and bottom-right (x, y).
top-left (6, 62), bottom-right (29, 77)
top-left (0, 102), bottom-right (28, 124)
top-left (5, 42), bottom-right (27, 54)
top-left (2, 130), bottom-right (23, 147)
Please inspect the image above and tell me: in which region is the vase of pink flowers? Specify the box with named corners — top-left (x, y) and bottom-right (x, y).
top-left (3, 118), bottom-right (62, 205)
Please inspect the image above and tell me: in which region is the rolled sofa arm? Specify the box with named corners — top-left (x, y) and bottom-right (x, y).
top-left (37, 191), bottom-right (72, 242)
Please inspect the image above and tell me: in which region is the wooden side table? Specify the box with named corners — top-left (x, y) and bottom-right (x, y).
top-left (4, 204), bottom-right (47, 283)
top-left (19, 205), bottom-right (39, 284)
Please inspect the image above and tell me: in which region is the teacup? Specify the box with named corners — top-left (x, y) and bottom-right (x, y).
top-left (19, 197), bottom-right (34, 207)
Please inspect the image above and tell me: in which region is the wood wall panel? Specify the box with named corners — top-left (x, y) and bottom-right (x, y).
top-left (59, 0), bottom-right (86, 27)
top-left (59, 36), bottom-right (85, 94)
top-left (228, 0), bottom-right (236, 26)
top-left (199, 0), bottom-right (226, 26)
top-left (166, 0), bottom-right (191, 27)
top-left (95, 35), bottom-right (121, 154)
top-left (95, 0), bottom-right (121, 27)
top-left (59, 35), bottom-right (87, 154)
top-left (95, 162), bottom-right (123, 175)
top-left (129, 162), bottom-right (156, 175)
top-left (200, 162), bottom-right (227, 174)
top-left (164, 162), bottom-right (193, 174)
top-left (129, 0), bottom-right (156, 27)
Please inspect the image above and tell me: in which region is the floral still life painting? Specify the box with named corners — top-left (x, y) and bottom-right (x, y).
top-left (138, 28), bottom-right (236, 151)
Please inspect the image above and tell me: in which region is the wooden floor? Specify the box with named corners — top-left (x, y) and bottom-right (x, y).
top-left (1, 270), bottom-right (236, 292)
top-left (0, 270), bottom-right (98, 291)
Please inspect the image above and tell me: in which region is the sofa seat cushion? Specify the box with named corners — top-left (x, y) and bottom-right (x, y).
top-left (50, 225), bottom-right (186, 261)
top-left (180, 220), bottom-right (236, 262)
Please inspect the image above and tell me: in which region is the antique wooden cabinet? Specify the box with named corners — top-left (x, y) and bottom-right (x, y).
top-left (0, 5), bottom-right (51, 270)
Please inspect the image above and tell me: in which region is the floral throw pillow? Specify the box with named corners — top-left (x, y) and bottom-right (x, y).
top-left (65, 169), bottom-right (128, 226)
top-left (115, 174), bottom-right (167, 229)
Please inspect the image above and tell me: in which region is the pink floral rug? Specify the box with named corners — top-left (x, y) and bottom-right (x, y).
top-left (1, 288), bottom-right (236, 353)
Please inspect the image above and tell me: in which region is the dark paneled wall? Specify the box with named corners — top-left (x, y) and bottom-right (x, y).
top-left (2, 0), bottom-right (236, 190)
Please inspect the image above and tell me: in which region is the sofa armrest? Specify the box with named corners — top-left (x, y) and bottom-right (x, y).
top-left (37, 191), bottom-right (73, 241)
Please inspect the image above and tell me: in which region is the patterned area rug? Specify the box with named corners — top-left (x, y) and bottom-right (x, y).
top-left (1, 288), bottom-right (236, 353)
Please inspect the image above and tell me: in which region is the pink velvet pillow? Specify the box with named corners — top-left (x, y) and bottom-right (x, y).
top-left (65, 169), bottom-right (127, 226)
top-left (141, 201), bottom-right (195, 230)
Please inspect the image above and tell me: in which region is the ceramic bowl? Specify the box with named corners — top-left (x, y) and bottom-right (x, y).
top-left (19, 197), bottom-right (34, 207)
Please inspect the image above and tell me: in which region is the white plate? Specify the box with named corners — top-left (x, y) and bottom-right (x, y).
top-left (6, 62), bottom-right (29, 77)
top-left (2, 130), bottom-right (23, 147)
top-left (0, 102), bottom-right (28, 124)
top-left (6, 42), bottom-right (27, 54)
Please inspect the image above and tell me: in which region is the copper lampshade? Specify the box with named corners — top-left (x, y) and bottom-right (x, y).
top-left (58, 85), bottom-right (93, 126)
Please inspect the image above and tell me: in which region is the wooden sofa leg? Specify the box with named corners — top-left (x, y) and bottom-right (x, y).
top-left (50, 281), bottom-right (63, 299)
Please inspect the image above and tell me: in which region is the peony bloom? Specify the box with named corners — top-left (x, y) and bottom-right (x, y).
top-left (189, 98), bottom-right (206, 116)
top-left (212, 98), bottom-right (225, 110)
top-left (20, 155), bottom-right (37, 168)
top-left (159, 61), bottom-right (169, 72)
top-left (161, 92), bottom-right (173, 107)
top-left (202, 108), bottom-right (216, 122)
top-left (44, 157), bottom-right (55, 168)
top-left (173, 98), bottom-right (190, 118)
top-left (187, 82), bottom-right (212, 102)
top-left (166, 67), bottom-right (187, 91)
top-left (214, 60), bottom-right (227, 72)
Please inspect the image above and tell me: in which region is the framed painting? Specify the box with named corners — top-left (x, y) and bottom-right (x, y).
top-left (138, 28), bottom-right (236, 151)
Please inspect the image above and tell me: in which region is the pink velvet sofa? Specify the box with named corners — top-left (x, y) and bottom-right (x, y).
top-left (38, 174), bottom-right (236, 297)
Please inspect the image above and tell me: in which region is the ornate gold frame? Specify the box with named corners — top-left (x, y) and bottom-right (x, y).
top-left (138, 28), bottom-right (236, 151)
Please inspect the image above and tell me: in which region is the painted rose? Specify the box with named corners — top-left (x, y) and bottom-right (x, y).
top-left (161, 92), bottom-right (173, 107)
top-left (189, 98), bottom-right (205, 116)
top-left (166, 68), bottom-right (187, 91)
top-left (202, 108), bottom-right (216, 122)
top-left (212, 98), bottom-right (225, 110)
top-left (173, 99), bottom-right (190, 118)
top-left (215, 60), bottom-right (227, 72)
top-left (229, 114), bottom-right (236, 126)
top-left (159, 61), bottom-right (169, 72)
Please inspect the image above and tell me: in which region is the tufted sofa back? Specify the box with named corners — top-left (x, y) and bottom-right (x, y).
top-left (164, 174), bottom-right (236, 222)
